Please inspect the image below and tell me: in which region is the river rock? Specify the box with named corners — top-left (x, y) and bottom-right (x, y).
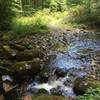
top-left (50, 87), bottom-right (62, 96)
top-left (55, 68), bottom-right (67, 78)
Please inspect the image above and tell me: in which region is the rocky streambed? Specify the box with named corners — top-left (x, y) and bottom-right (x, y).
top-left (0, 29), bottom-right (100, 100)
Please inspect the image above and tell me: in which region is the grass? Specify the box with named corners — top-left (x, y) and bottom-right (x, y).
top-left (11, 10), bottom-right (51, 38)
top-left (77, 87), bottom-right (100, 100)
top-left (11, 10), bottom-right (66, 38)
top-left (1, 10), bottom-right (68, 39)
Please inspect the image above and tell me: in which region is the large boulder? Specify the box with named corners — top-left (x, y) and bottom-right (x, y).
top-left (11, 60), bottom-right (42, 84)
top-left (16, 49), bottom-right (43, 61)
top-left (2, 45), bottom-right (43, 61)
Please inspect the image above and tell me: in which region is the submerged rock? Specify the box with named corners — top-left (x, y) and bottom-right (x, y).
top-left (50, 87), bottom-right (63, 96)
top-left (38, 89), bottom-right (49, 94)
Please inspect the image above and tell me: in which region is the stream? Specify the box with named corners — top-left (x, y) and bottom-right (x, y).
top-left (0, 30), bottom-right (100, 99)
top-left (27, 34), bottom-right (100, 97)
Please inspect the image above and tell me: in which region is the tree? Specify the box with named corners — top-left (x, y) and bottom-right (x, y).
top-left (0, 0), bottom-right (16, 31)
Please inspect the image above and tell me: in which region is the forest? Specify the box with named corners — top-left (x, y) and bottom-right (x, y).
top-left (0, 0), bottom-right (100, 100)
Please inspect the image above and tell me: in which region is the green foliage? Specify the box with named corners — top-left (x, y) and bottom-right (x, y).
top-left (50, 0), bottom-right (67, 12)
top-left (66, 0), bottom-right (82, 7)
top-left (0, 0), bottom-right (16, 31)
top-left (64, 0), bottom-right (100, 27)
top-left (11, 10), bottom-right (52, 38)
top-left (66, 5), bottom-right (90, 23)
top-left (11, 10), bottom-right (68, 38)
top-left (77, 88), bottom-right (100, 100)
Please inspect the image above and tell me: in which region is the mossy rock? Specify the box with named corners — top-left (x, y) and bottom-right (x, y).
top-left (16, 49), bottom-right (43, 61)
top-left (12, 59), bottom-right (41, 72)
top-left (33, 95), bottom-right (69, 100)
top-left (2, 45), bottom-right (16, 60)
top-left (73, 77), bottom-right (100, 95)
top-left (11, 60), bottom-right (42, 84)
top-left (11, 44), bottom-right (26, 51)
top-left (0, 60), bottom-right (12, 74)
top-left (2, 33), bottom-right (10, 41)
top-left (38, 89), bottom-right (49, 94)
top-left (3, 45), bottom-right (12, 54)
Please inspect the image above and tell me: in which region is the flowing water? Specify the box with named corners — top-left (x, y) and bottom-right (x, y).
top-left (27, 33), bottom-right (100, 97)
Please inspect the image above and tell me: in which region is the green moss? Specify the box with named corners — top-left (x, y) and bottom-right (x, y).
top-left (33, 95), bottom-right (68, 100)
top-left (16, 49), bottom-right (43, 61)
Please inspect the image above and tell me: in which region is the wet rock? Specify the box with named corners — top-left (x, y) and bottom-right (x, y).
top-left (38, 89), bottom-right (49, 94)
top-left (11, 60), bottom-right (42, 84)
top-left (50, 87), bottom-right (63, 96)
top-left (63, 78), bottom-right (73, 87)
top-left (4, 87), bottom-right (18, 100)
top-left (0, 75), bottom-right (18, 100)
top-left (3, 82), bottom-right (14, 93)
top-left (73, 77), bottom-right (100, 95)
top-left (36, 72), bottom-right (49, 83)
top-left (55, 68), bottom-right (67, 78)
